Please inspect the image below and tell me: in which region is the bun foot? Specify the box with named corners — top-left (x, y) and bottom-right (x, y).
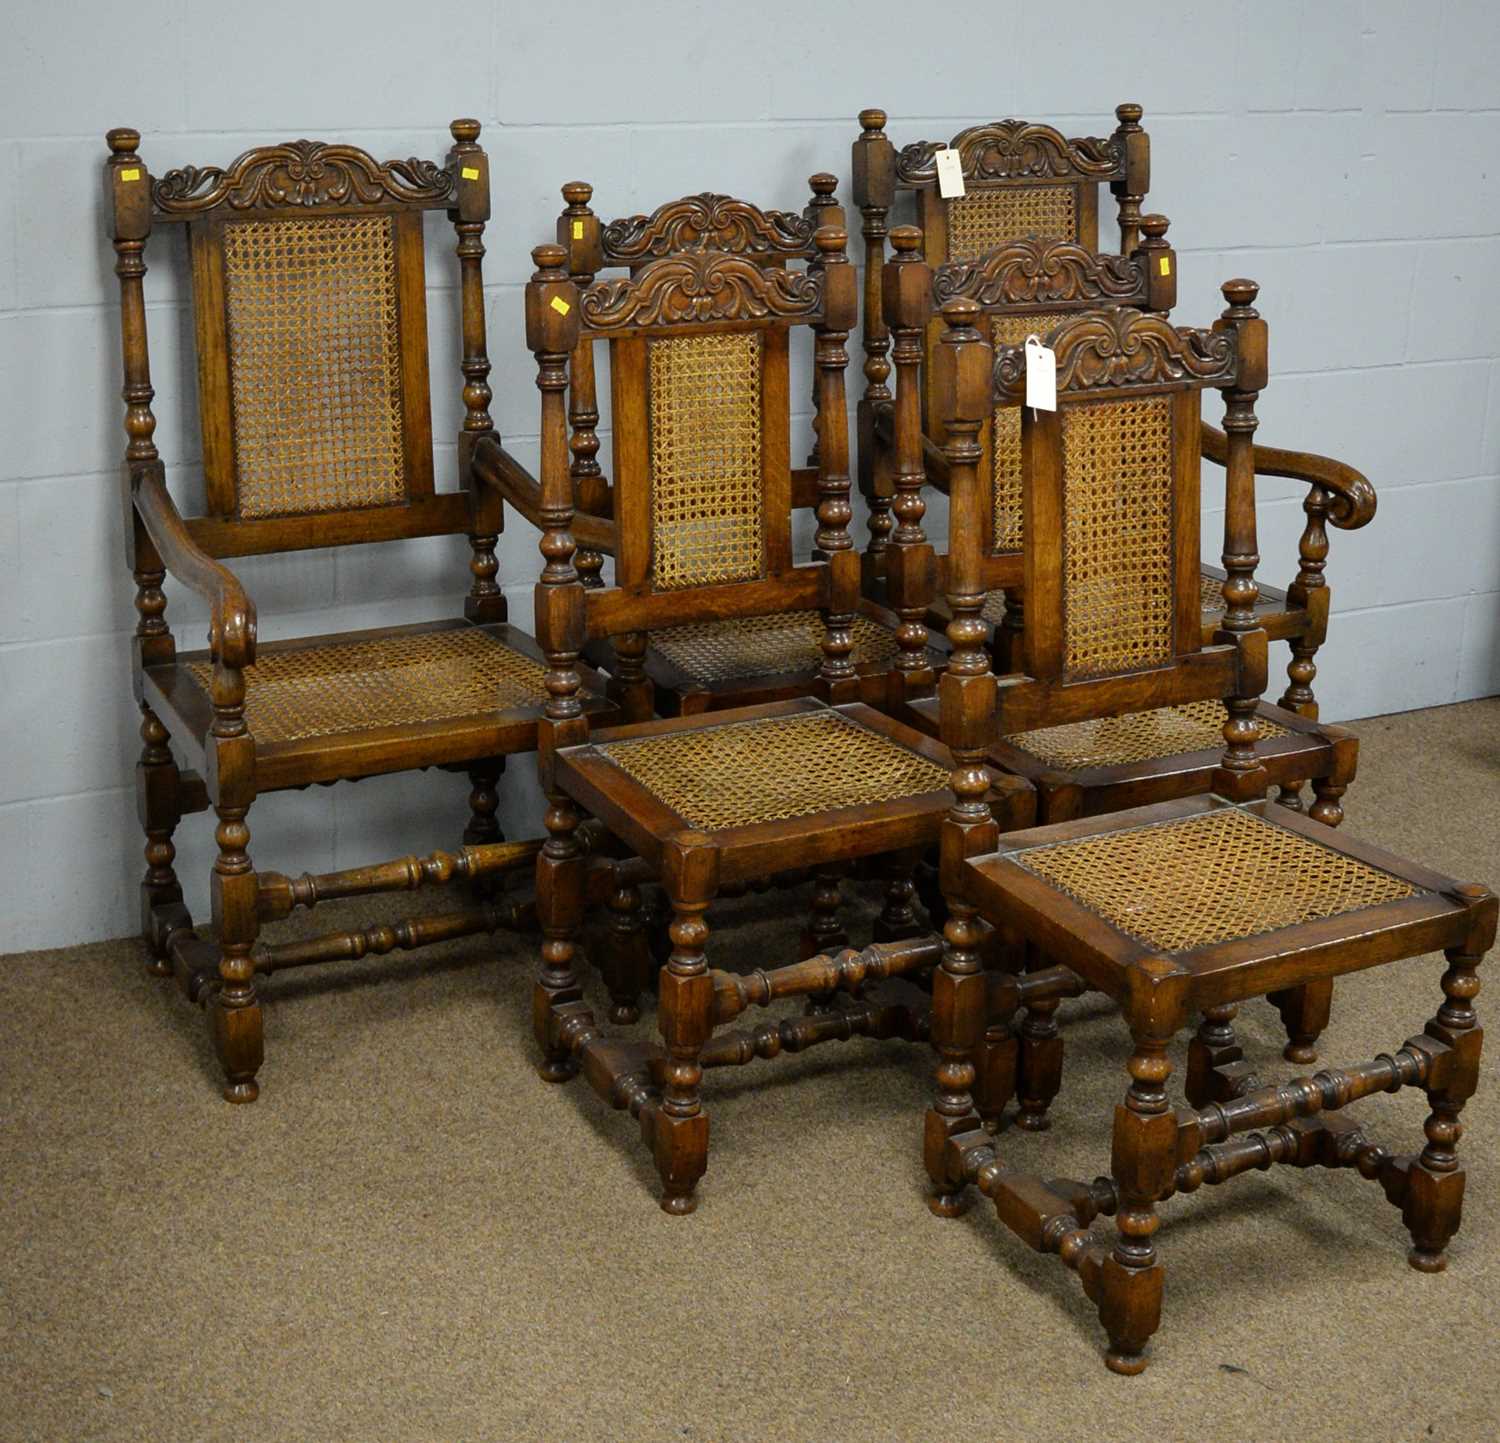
top-left (1283, 1041), bottom-right (1318, 1065)
top-left (1014, 1109), bottom-right (1052, 1133)
top-left (1407, 1247), bottom-right (1447, 1274)
top-left (1105, 1348), bottom-right (1150, 1376)
top-left (145, 957), bottom-right (172, 978)
top-left (928, 1191), bottom-right (968, 1218)
top-left (660, 1192), bottom-right (698, 1216)
top-left (537, 1058), bottom-right (576, 1084)
top-left (609, 1003), bottom-right (641, 1026)
top-left (222, 1079), bottom-right (259, 1105)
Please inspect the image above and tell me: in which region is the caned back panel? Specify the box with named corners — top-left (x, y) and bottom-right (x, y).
top-left (191, 210), bottom-right (434, 521)
top-left (1024, 388), bottom-right (1200, 682)
top-left (988, 310), bottom-right (1070, 553)
top-left (918, 183), bottom-right (1097, 448)
top-left (947, 184), bottom-right (1081, 259)
top-left (648, 330), bottom-right (766, 590)
top-left (611, 325), bottom-right (792, 596)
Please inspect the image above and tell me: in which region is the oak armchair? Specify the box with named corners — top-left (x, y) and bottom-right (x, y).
top-left (106, 121), bottom-right (613, 1103)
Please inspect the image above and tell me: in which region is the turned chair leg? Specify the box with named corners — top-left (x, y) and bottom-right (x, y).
top-left (138, 707), bottom-right (185, 978)
top-left (1270, 979), bottom-right (1334, 1064)
top-left (654, 898), bottom-right (712, 1214)
top-left (873, 850), bottom-right (923, 943)
top-left (208, 802), bottom-right (263, 1104)
top-left (973, 1018), bottom-right (1018, 1133)
top-left (1273, 781), bottom-right (1306, 812)
top-left (1015, 971), bottom-right (1064, 1132)
top-left (1405, 931), bottom-right (1485, 1271)
top-left (602, 878), bottom-right (652, 1025)
top-left (799, 866), bottom-right (849, 961)
top-left (1184, 1003), bottom-right (1254, 1107)
top-left (1097, 1028), bottom-right (1174, 1375)
top-left (462, 760), bottom-right (504, 900)
top-left (925, 896), bottom-right (986, 1216)
top-left (1309, 779), bottom-right (1346, 828)
top-left (535, 797), bottom-right (587, 1083)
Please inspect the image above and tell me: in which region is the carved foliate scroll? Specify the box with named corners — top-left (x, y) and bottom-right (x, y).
top-left (152, 140), bottom-right (455, 214)
top-left (933, 237), bottom-right (1146, 309)
top-left (579, 251), bottom-right (825, 331)
top-left (895, 121), bottom-right (1121, 187)
top-left (601, 193), bottom-right (815, 262)
top-left (992, 309), bottom-right (1238, 401)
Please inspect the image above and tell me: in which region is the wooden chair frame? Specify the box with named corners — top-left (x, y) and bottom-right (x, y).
top-left (106, 121), bottom-right (613, 1103)
top-left (523, 232), bottom-right (1032, 1212)
top-left (916, 293), bottom-right (1494, 1374)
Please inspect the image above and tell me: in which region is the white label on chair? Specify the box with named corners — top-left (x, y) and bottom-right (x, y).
top-left (935, 147), bottom-right (965, 199)
top-left (1024, 335), bottom-right (1056, 413)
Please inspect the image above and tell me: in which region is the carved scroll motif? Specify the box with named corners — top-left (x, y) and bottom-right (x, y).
top-left (601, 193), bottom-right (815, 262)
top-left (896, 121), bottom-right (1121, 186)
top-left (579, 251), bottom-right (825, 331)
top-left (152, 140), bottom-right (455, 213)
top-left (992, 309), bottom-right (1238, 400)
top-left (933, 237), bottom-right (1145, 308)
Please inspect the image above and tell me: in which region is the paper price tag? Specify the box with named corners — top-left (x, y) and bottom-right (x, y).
top-left (461, 166), bottom-right (480, 181)
top-left (572, 219), bottom-right (585, 239)
top-left (934, 147), bottom-right (965, 200)
top-left (550, 295), bottom-right (572, 316)
top-left (1024, 335), bottom-right (1056, 413)
top-left (1158, 255), bottom-right (1171, 276)
top-left (120, 168), bottom-right (141, 183)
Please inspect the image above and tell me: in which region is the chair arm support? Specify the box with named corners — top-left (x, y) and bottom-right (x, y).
top-left (133, 468), bottom-right (256, 668)
top-left (470, 433), bottom-right (617, 554)
top-left (1200, 422), bottom-right (1376, 530)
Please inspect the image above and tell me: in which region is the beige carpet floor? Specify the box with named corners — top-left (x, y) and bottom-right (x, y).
top-left (3, 699), bottom-right (1499, 1442)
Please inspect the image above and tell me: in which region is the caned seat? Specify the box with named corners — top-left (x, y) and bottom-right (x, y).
top-left (989, 699), bottom-right (1355, 823)
top-left (556, 699), bottom-right (956, 886)
top-left (144, 621), bottom-right (607, 790)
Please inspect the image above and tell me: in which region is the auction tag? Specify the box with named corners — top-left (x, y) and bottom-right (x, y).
top-left (1024, 334), bottom-right (1056, 413)
top-left (572, 219), bottom-right (585, 239)
top-left (461, 166), bottom-right (480, 180)
top-left (120, 168), bottom-right (141, 182)
top-left (550, 295), bottom-right (571, 316)
top-left (934, 147), bottom-right (965, 199)
top-left (1159, 254), bottom-right (1171, 276)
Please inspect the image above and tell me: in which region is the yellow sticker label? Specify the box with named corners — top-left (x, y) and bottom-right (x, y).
top-left (120, 168), bottom-right (141, 182)
top-left (550, 295), bottom-right (572, 316)
top-left (461, 166), bottom-right (480, 181)
top-left (572, 219), bottom-right (584, 239)
top-left (1158, 256), bottom-right (1171, 277)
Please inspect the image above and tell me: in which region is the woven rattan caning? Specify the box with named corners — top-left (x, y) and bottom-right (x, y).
top-left (1199, 571), bottom-right (1227, 614)
top-left (184, 629), bottom-right (551, 744)
top-left (220, 216), bottom-right (407, 519)
top-left (647, 331), bottom-right (765, 591)
top-left (1002, 699), bottom-right (1290, 771)
top-left (946, 185), bottom-right (1079, 260)
top-left (1014, 806), bottom-right (1419, 953)
top-left (647, 610), bottom-right (900, 684)
top-left (594, 709), bottom-right (950, 831)
top-left (1061, 394), bottom-right (1175, 676)
top-left (990, 310), bottom-right (1070, 552)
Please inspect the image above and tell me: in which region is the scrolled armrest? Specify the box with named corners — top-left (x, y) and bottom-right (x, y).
top-left (1200, 422), bottom-right (1376, 530)
top-left (133, 468), bottom-right (256, 668)
top-left (470, 434), bottom-right (617, 553)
